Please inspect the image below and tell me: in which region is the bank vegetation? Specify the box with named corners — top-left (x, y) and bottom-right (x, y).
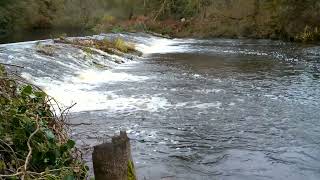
top-left (0, 65), bottom-right (88, 179)
top-left (0, 0), bottom-right (319, 42)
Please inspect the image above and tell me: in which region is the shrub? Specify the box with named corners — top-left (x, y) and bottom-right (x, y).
top-left (36, 43), bottom-right (57, 56)
top-left (113, 38), bottom-right (135, 53)
top-left (101, 15), bottom-right (116, 24)
top-left (111, 26), bottom-right (125, 33)
top-left (296, 25), bottom-right (320, 42)
top-left (0, 65), bottom-right (88, 179)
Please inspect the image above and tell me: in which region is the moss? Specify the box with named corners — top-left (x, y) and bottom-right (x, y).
top-left (55, 37), bottom-right (139, 55)
top-left (127, 160), bottom-right (136, 180)
top-left (82, 47), bottom-right (94, 55)
top-left (36, 43), bottom-right (57, 56)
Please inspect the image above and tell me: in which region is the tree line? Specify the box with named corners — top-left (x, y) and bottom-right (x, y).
top-left (0, 0), bottom-right (319, 41)
top-left (0, 0), bottom-right (136, 36)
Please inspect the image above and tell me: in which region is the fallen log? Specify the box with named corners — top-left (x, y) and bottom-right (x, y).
top-left (92, 131), bottom-right (136, 180)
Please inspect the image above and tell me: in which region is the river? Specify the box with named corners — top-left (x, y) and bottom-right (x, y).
top-left (0, 33), bottom-right (320, 180)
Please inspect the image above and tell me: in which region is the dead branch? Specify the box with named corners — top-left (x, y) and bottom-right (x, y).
top-left (22, 115), bottom-right (40, 180)
top-left (0, 139), bottom-right (19, 169)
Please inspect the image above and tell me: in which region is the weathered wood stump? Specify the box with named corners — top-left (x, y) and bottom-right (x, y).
top-left (92, 131), bottom-right (136, 180)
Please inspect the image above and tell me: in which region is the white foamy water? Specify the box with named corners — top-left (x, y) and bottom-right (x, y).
top-left (0, 40), bottom-right (48, 48)
top-left (21, 66), bottom-right (171, 113)
top-left (136, 37), bottom-right (192, 55)
top-left (189, 102), bottom-right (222, 109)
top-left (0, 35), bottom-right (174, 113)
top-left (73, 69), bottom-right (149, 84)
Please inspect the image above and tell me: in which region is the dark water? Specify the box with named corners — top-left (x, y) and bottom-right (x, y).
top-left (1, 34), bottom-right (320, 179)
top-left (70, 37), bottom-right (320, 179)
top-left (0, 28), bottom-right (93, 44)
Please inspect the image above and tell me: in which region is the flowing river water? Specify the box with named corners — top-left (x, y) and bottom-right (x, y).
top-left (1, 33), bottom-right (320, 179)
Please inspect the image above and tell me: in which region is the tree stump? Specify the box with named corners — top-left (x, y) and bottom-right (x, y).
top-left (92, 131), bottom-right (136, 180)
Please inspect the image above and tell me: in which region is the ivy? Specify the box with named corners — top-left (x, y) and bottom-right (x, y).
top-left (0, 65), bottom-right (88, 179)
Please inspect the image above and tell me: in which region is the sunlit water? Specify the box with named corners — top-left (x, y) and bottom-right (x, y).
top-left (1, 33), bottom-right (320, 180)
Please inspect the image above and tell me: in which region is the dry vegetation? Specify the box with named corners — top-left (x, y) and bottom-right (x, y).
top-left (36, 43), bottom-right (57, 56)
top-left (54, 37), bottom-right (139, 56)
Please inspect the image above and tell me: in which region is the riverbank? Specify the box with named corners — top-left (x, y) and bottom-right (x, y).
top-left (92, 15), bottom-right (320, 44)
top-left (121, 0), bottom-right (320, 43)
top-left (2, 0), bottom-right (320, 44)
top-left (0, 64), bottom-right (88, 179)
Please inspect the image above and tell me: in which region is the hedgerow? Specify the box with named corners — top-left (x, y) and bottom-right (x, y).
top-left (0, 65), bottom-right (88, 180)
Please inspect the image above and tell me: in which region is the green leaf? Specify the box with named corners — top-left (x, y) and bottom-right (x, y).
top-left (44, 129), bottom-right (55, 140)
top-left (0, 160), bottom-right (6, 170)
top-left (22, 85), bottom-right (32, 95)
top-left (63, 175), bottom-right (75, 180)
top-left (66, 140), bottom-right (75, 149)
top-left (34, 91), bottom-right (46, 99)
top-left (18, 105), bottom-right (27, 114)
top-left (13, 129), bottom-right (27, 142)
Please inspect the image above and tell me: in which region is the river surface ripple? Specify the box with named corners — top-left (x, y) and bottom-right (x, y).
top-left (1, 33), bottom-right (320, 180)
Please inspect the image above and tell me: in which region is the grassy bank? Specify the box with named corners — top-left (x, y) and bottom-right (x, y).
top-left (0, 65), bottom-right (88, 179)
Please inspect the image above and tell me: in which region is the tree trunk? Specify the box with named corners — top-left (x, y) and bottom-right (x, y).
top-left (92, 131), bottom-right (136, 180)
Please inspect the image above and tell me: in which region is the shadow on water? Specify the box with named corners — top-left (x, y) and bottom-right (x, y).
top-left (0, 28), bottom-right (94, 44)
